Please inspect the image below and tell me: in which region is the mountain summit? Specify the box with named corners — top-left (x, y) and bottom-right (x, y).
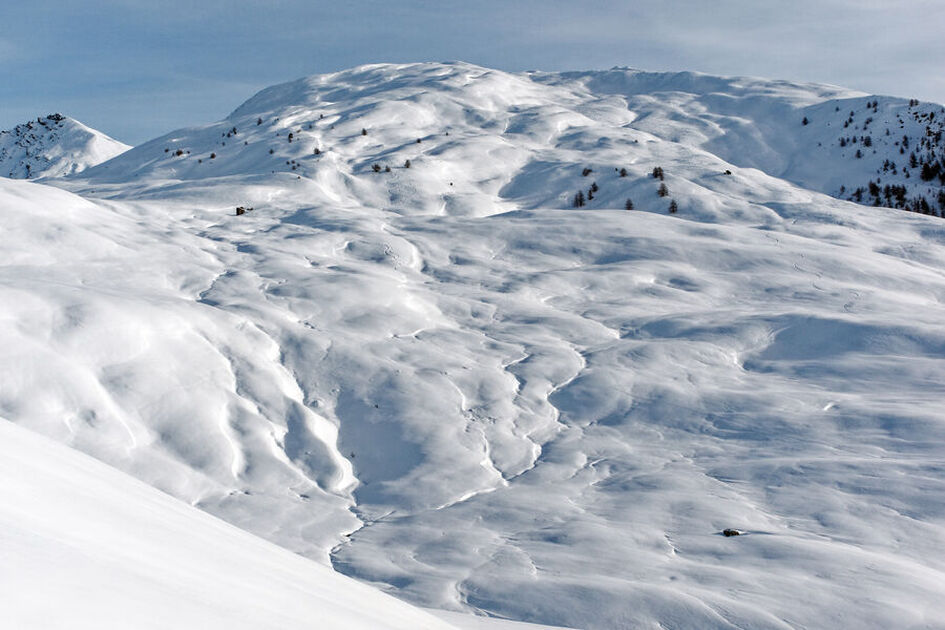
top-left (0, 114), bottom-right (129, 179)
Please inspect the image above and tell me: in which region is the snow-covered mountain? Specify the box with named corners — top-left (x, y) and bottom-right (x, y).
top-left (0, 113), bottom-right (129, 179)
top-left (5, 62), bottom-right (945, 629)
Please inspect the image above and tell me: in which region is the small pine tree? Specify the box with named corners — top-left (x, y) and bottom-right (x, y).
top-left (573, 190), bottom-right (585, 207)
top-left (669, 200), bottom-right (678, 213)
top-left (802, 117), bottom-right (809, 125)
top-left (314, 147), bottom-right (321, 155)
top-left (372, 163), bottom-right (381, 173)
top-left (619, 167), bottom-right (628, 177)
top-left (257, 117), bottom-right (263, 125)
top-left (652, 166), bottom-right (664, 180)
top-left (590, 181), bottom-right (599, 193)
top-left (624, 198), bottom-right (634, 210)
top-left (384, 165), bottom-right (391, 173)
top-left (658, 182), bottom-right (669, 197)
top-left (362, 128), bottom-right (368, 136)
top-left (582, 167), bottom-right (593, 177)
top-left (404, 159), bottom-right (411, 168)
top-left (210, 153), bottom-right (216, 159)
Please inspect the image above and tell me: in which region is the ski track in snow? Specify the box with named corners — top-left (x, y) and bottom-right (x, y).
top-left (3, 61), bottom-right (945, 629)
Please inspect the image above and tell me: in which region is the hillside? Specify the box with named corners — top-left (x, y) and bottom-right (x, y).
top-left (0, 417), bottom-right (570, 630)
top-left (5, 62), bottom-right (945, 628)
top-left (0, 417), bottom-right (453, 630)
top-left (0, 113), bottom-right (129, 179)
top-left (543, 69), bottom-right (945, 213)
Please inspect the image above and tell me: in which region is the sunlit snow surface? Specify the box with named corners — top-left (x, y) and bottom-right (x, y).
top-left (0, 418), bottom-right (570, 630)
top-left (4, 62), bottom-right (945, 629)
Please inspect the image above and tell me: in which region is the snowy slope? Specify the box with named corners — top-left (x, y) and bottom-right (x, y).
top-left (0, 113), bottom-right (129, 179)
top-left (0, 417), bottom-right (455, 630)
top-left (541, 68), bottom-right (945, 212)
top-left (5, 62), bottom-right (945, 628)
top-left (0, 418), bottom-right (570, 630)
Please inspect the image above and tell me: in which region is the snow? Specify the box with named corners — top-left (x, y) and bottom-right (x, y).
top-left (0, 114), bottom-right (129, 179)
top-left (0, 417), bottom-right (454, 629)
top-left (0, 416), bottom-right (571, 630)
top-left (3, 61), bottom-right (945, 628)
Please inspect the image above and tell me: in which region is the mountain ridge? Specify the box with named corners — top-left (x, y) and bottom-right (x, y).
top-left (65, 62), bottom-right (945, 218)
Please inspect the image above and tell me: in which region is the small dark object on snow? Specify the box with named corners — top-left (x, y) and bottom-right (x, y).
top-left (724, 170), bottom-right (732, 175)
top-left (235, 206), bottom-right (254, 216)
top-left (722, 529), bottom-right (741, 537)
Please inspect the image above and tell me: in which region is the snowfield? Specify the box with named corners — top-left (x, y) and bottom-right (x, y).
top-left (0, 417), bottom-right (568, 630)
top-left (3, 61), bottom-right (945, 629)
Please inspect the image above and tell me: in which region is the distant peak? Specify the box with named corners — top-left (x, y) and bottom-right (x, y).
top-left (0, 114), bottom-right (130, 179)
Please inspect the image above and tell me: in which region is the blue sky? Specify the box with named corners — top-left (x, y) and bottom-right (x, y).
top-left (2, 1), bottom-right (942, 144)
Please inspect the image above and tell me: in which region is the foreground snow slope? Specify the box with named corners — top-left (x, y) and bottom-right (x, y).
top-left (0, 114), bottom-right (130, 179)
top-left (5, 62), bottom-right (945, 628)
top-left (0, 418), bottom-right (570, 630)
top-left (0, 417), bottom-right (454, 630)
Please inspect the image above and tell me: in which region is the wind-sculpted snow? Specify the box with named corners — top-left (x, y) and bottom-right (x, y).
top-left (6, 62), bottom-right (945, 628)
top-left (0, 417), bottom-right (575, 630)
top-left (0, 418), bottom-right (454, 629)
